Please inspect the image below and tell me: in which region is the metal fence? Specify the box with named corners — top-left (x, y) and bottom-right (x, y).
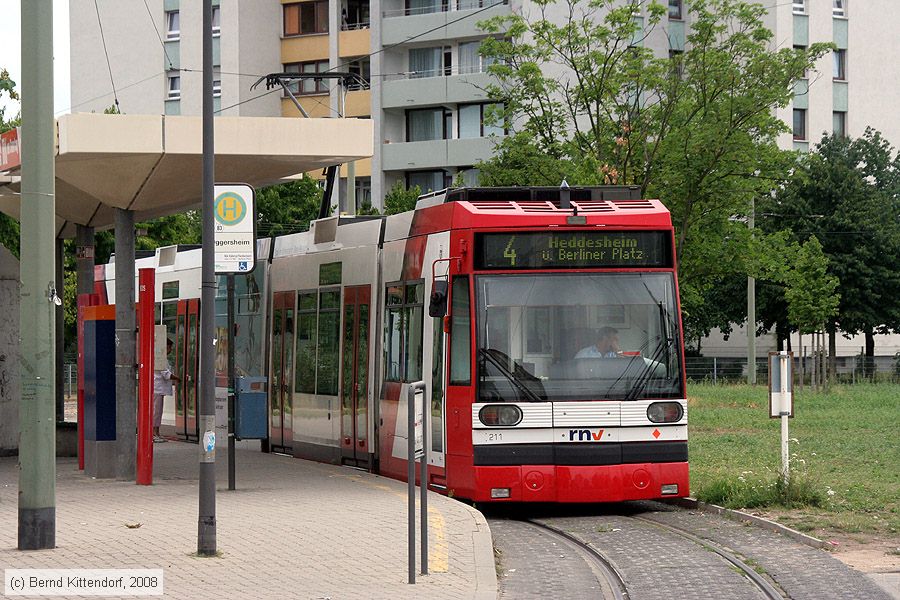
top-left (685, 354), bottom-right (900, 385)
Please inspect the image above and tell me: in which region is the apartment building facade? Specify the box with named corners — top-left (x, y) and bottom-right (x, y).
top-left (71, 1), bottom-right (900, 214)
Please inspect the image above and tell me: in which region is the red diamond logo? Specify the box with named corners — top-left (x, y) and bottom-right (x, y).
top-left (652, 429), bottom-right (661, 439)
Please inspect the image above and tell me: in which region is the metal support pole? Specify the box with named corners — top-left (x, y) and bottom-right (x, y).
top-left (779, 351), bottom-right (790, 485)
top-left (227, 274), bottom-right (236, 491)
top-left (747, 197), bottom-right (756, 385)
top-left (114, 208), bottom-right (136, 480)
top-left (712, 357), bottom-right (717, 385)
top-left (197, 0), bottom-right (217, 556)
top-left (407, 385), bottom-right (415, 585)
top-left (18, 0), bottom-right (56, 550)
top-left (55, 238), bottom-right (64, 422)
top-left (420, 386), bottom-right (428, 576)
top-left (137, 269), bottom-right (155, 485)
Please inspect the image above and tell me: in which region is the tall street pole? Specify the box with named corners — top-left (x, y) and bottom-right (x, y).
top-left (747, 196), bottom-right (756, 385)
top-left (197, 0), bottom-right (217, 556)
top-left (18, 0), bottom-right (56, 550)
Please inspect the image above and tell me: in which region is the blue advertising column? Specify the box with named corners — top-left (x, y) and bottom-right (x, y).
top-left (83, 305), bottom-right (117, 478)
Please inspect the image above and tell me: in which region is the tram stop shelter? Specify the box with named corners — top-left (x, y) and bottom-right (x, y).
top-left (0, 112), bottom-right (373, 470)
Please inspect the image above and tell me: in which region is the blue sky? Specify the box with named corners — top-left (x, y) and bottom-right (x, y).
top-left (0, 1), bottom-right (71, 119)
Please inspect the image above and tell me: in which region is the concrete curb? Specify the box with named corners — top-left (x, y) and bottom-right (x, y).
top-left (456, 501), bottom-right (500, 600)
top-left (665, 497), bottom-right (829, 550)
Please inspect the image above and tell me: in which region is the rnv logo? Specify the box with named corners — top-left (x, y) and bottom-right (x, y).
top-left (569, 429), bottom-right (605, 441)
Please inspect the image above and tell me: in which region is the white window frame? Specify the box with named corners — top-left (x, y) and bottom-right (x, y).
top-left (167, 73), bottom-right (181, 100)
top-left (792, 0), bottom-right (805, 15)
top-left (166, 10), bottom-right (180, 40)
top-left (213, 80), bottom-right (221, 98)
top-left (212, 6), bottom-right (221, 36)
top-left (833, 0), bottom-right (845, 17)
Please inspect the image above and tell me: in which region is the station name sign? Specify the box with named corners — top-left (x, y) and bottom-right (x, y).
top-left (214, 183), bottom-right (256, 274)
top-left (476, 231), bottom-right (672, 269)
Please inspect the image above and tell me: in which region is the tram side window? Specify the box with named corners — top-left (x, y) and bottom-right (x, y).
top-left (295, 292), bottom-right (317, 394)
top-left (316, 289), bottom-right (341, 395)
top-left (449, 276), bottom-right (471, 385)
top-left (383, 282), bottom-right (424, 383)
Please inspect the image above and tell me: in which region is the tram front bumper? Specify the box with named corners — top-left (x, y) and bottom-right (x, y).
top-left (472, 462), bottom-right (689, 503)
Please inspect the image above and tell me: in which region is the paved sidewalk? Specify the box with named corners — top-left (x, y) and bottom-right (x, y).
top-left (0, 442), bottom-right (497, 599)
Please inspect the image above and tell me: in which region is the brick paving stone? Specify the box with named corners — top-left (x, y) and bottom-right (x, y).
top-left (541, 514), bottom-right (765, 600)
top-left (636, 502), bottom-right (893, 600)
top-left (490, 518), bottom-right (607, 599)
top-left (0, 442), bottom-right (497, 600)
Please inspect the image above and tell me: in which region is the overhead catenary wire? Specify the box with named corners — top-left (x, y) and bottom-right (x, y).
top-left (142, 0), bottom-right (175, 71)
top-left (93, 0), bottom-right (120, 112)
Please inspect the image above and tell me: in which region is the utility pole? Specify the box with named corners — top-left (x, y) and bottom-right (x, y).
top-left (18, 0), bottom-right (56, 550)
top-left (747, 196), bottom-right (756, 385)
top-left (197, 0), bottom-right (217, 556)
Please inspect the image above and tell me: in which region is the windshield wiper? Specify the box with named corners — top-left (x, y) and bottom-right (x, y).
top-left (479, 348), bottom-right (543, 403)
top-left (624, 335), bottom-right (672, 402)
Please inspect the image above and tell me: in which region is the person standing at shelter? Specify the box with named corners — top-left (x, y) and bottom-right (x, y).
top-left (153, 338), bottom-right (179, 442)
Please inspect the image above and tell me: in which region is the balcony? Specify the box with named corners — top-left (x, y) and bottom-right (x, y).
top-left (381, 0), bottom-right (510, 46)
top-left (382, 67), bottom-right (493, 109)
top-left (382, 136), bottom-right (497, 171)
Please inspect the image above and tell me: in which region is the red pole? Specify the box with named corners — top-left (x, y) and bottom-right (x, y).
top-left (137, 268), bottom-right (155, 485)
top-left (76, 293), bottom-right (90, 470)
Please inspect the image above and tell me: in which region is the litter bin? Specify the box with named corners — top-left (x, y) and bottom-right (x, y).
top-left (235, 376), bottom-right (267, 440)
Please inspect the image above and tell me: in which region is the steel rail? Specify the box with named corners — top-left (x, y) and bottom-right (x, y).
top-left (523, 519), bottom-right (629, 600)
top-left (630, 515), bottom-right (785, 600)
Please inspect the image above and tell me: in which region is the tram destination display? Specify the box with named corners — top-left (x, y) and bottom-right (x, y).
top-left (476, 231), bottom-right (671, 269)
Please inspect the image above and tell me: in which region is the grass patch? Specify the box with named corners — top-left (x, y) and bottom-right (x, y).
top-left (697, 472), bottom-right (827, 509)
top-left (688, 383), bottom-right (900, 536)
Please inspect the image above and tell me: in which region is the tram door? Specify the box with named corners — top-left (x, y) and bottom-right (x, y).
top-left (174, 299), bottom-right (200, 440)
top-left (340, 285), bottom-right (371, 467)
top-left (269, 292), bottom-right (295, 453)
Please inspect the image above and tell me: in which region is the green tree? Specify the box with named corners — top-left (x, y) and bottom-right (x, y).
top-left (383, 181), bottom-right (421, 215)
top-left (763, 130), bottom-right (900, 366)
top-left (255, 176), bottom-right (324, 237)
top-left (0, 68), bottom-right (21, 256)
top-left (783, 236), bottom-right (839, 335)
top-left (477, 0), bottom-right (830, 343)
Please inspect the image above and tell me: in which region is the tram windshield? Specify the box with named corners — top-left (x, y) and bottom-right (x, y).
top-left (476, 273), bottom-right (682, 402)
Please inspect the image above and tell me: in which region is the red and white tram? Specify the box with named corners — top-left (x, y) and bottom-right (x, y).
top-left (106, 186), bottom-right (689, 503)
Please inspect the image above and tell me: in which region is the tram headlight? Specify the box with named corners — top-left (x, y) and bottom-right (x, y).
top-left (479, 405), bottom-right (523, 427)
top-left (647, 402), bottom-right (683, 423)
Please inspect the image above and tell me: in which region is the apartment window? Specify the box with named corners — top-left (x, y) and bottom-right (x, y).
top-left (458, 103), bottom-right (505, 138)
top-left (833, 49), bottom-right (846, 80)
top-left (284, 60), bottom-right (330, 95)
top-left (355, 178), bottom-right (372, 210)
top-left (406, 170), bottom-right (450, 194)
top-left (793, 108), bottom-right (806, 140)
top-left (833, 111), bottom-right (847, 138)
top-left (459, 41), bottom-right (495, 75)
top-left (833, 0), bottom-right (845, 17)
top-left (409, 47), bottom-right (451, 79)
top-left (166, 10), bottom-right (180, 40)
top-left (213, 79), bottom-right (221, 98)
top-left (212, 6), bottom-right (220, 36)
top-left (167, 73), bottom-right (181, 100)
top-left (347, 57), bottom-right (371, 90)
top-left (668, 0), bottom-right (683, 20)
top-left (343, 0), bottom-right (370, 29)
top-left (792, 0), bottom-right (805, 14)
top-left (794, 45), bottom-right (808, 78)
top-left (283, 1), bottom-right (328, 36)
top-left (668, 48), bottom-right (684, 78)
top-left (407, 108), bottom-right (451, 142)
top-left (458, 0), bottom-right (507, 9)
top-left (406, 0), bottom-right (448, 16)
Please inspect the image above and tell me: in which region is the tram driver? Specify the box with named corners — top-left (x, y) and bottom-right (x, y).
top-left (575, 326), bottom-right (621, 359)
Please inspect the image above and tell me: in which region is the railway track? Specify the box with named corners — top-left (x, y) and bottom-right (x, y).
top-left (489, 505), bottom-right (789, 600)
